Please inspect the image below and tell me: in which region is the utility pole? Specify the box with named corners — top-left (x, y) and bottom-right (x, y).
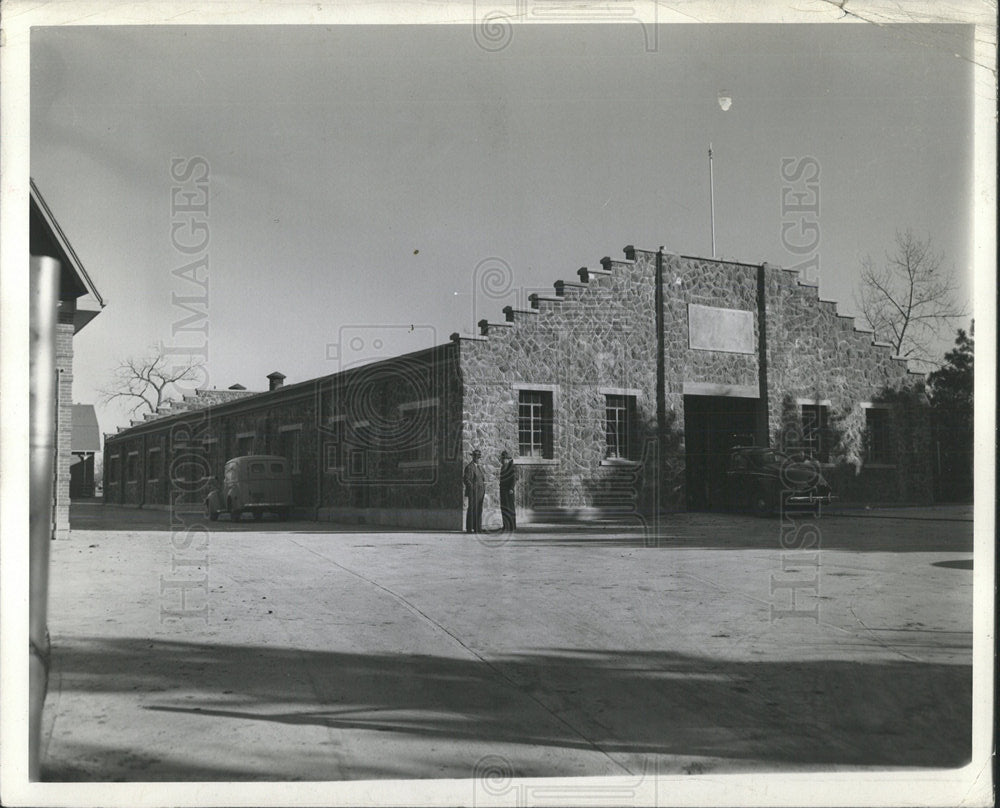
top-left (709, 143), bottom-right (716, 258)
top-left (655, 247), bottom-right (666, 530)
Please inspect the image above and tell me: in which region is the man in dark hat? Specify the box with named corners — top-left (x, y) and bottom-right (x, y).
top-left (499, 450), bottom-right (516, 533)
top-left (463, 448), bottom-right (486, 533)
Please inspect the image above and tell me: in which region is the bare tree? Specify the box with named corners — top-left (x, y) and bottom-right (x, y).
top-left (854, 229), bottom-right (967, 369)
top-left (99, 346), bottom-right (203, 418)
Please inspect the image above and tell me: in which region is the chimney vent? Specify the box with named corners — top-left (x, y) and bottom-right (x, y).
top-left (228, 383), bottom-right (246, 391)
top-left (267, 371), bottom-right (286, 391)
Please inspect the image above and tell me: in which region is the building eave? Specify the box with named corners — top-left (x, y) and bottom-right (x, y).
top-left (30, 178), bottom-right (106, 308)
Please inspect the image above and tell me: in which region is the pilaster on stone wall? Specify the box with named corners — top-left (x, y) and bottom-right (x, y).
top-left (54, 318), bottom-right (75, 539)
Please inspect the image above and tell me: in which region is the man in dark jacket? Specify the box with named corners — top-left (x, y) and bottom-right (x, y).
top-left (463, 448), bottom-right (486, 533)
top-left (499, 450), bottom-right (516, 532)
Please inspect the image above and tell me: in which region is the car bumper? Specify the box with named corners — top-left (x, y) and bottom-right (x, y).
top-left (785, 493), bottom-right (838, 507)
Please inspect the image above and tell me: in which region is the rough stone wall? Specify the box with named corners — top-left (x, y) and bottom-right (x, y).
top-left (763, 267), bottom-right (932, 502)
top-left (643, 251), bottom-right (761, 398)
top-left (457, 254), bottom-right (660, 524)
top-left (459, 245), bottom-right (932, 516)
top-left (54, 317), bottom-right (75, 539)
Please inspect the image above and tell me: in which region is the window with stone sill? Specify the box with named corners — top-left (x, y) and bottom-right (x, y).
top-left (864, 406), bottom-right (893, 465)
top-left (800, 403), bottom-right (832, 463)
top-left (146, 448), bottom-right (162, 481)
top-left (126, 452), bottom-right (138, 483)
top-left (278, 426), bottom-right (302, 473)
top-left (324, 421), bottom-right (346, 472)
top-left (395, 399), bottom-right (438, 468)
top-left (605, 394), bottom-right (637, 460)
top-left (236, 434), bottom-right (255, 457)
top-left (108, 455), bottom-right (121, 483)
top-left (518, 389), bottom-right (554, 459)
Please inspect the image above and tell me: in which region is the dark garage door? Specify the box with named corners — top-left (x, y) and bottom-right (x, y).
top-left (684, 395), bottom-right (759, 511)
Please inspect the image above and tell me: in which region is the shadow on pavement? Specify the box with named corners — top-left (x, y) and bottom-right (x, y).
top-left (497, 513), bottom-right (974, 552)
top-left (72, 502), bottom-right (974, 552)
top-left (931, 558), bottom-right (973, 570)
top-left (44, 636), bottom-right (971, 780)
top-left (70, 501), bottom-right (390, 534)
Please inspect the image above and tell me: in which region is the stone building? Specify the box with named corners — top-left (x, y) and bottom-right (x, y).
top-left (30, 179), bottom-right (105, 538)
top-left (103, 245), bottom-right (931, 529)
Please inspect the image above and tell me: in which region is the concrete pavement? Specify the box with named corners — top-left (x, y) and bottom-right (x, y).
top-left (40, 502), bottom-right (973, 780)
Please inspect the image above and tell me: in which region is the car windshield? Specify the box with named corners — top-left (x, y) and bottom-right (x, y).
top-left (747, 450), bottom-right (789, 466)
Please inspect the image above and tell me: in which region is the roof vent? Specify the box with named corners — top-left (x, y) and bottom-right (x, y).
top-left (229, 383), bottom-right (246, 391)
top-left (267, 371), bottom-right (286, 391)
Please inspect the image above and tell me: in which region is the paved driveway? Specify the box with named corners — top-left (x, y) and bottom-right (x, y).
top-left (40, 502), bottom-right (973, 781)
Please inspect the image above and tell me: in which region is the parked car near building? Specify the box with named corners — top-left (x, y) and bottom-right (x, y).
top-left (726, 446), bottom-right (836, 516)
top-left (206, 455), bottom-right (292, 521)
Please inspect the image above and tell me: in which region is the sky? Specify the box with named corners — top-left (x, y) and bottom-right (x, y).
top-left (29, 23), bottom-right (976, 436)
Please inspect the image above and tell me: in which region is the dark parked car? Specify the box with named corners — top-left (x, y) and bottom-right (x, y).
top-left (726, 446), bottom-right (836, 516)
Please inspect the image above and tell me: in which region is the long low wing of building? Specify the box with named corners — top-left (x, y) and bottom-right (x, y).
top-left (103, 245), bottom-right (931, 530)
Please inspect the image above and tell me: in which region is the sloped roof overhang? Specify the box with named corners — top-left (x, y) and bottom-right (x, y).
top-left (29, 178), bottom-right (105, 333)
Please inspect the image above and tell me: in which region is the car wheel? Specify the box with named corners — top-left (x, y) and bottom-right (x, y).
top-left (752, 486), bottom-right (774, 517)
top-left (228, 498), bottom-right (240, 522)
top-left (735, 487), bottom-right (752, 514)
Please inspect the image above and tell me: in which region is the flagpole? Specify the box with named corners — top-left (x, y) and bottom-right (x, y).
top-left (709, 142), bottom-right (716, 258)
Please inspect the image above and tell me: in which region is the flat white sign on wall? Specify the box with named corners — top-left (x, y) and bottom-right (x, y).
top-left (687, 303), bottom-right (755, 354)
